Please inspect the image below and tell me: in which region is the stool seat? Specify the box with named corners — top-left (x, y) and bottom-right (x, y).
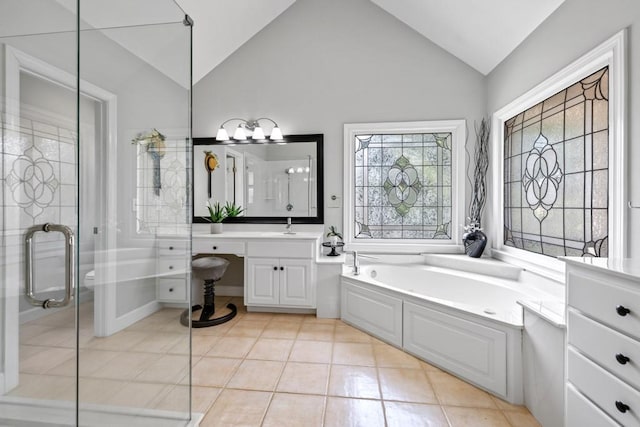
top-left (192, 256), bottom-right (229, 281)
top-left (180, 255), bottom-right (237, 328)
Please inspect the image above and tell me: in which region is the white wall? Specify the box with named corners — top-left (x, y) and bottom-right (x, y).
top-left (486, 0), bottom-right (640, 257)
top-left (193, 0), bottom-right (486, 234)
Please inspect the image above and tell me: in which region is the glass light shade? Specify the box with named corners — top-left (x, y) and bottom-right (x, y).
top-left (296, 167), bottom-right (303, 173)
top-left (233, 125), bottom-right (247, 140)
top-left (270, 126), bottom-right (283, 140)
top-left (216, 127), bottom-right (229, 141)
top-left (252, 126), bottom-right (265, 140)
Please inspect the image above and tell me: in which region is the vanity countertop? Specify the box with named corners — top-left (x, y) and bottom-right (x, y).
top-left (192, 231), bottom-right (322, 240)
top-left (517, 299), bottom-right (566, 328)
top-left (561, 256), bottom-right (640, 281)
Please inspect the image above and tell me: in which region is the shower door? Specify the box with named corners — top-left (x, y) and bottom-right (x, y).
top-left (0, 1), bottom-right (193, 425)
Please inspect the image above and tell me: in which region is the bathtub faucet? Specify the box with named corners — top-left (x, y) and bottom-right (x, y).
top-left (352, 250), bottom-right (360, 275)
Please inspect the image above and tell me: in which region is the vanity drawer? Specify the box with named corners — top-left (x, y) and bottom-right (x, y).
top-left (157, 278), bottom-right (186, 301)
top-left (158, 239), bottom-right (189, 256)
top-left (568, 347), bottom-right (640, 427)
top-left (192, 239), bottom-right (245, 255)
top-left (566, 384), bottom-right (619, 427)
top-left (157, 257), bottom-right (189, 276)
top-left (568, 269), bottom-right (640, 340)
top-left (247, 241), bottom-right (313, 258)
top-left (568, 309), bottom-right (640, 390)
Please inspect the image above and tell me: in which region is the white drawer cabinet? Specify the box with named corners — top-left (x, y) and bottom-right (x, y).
top-left (156, 237), bottom-right (190, 303)
top-left (565, 259), bottom-right (640, 427)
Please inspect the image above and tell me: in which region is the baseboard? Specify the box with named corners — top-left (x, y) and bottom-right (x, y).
top-left (247, 306), bottom-right (316, 314)
top-left (112, 300), bottom-right (161, 333)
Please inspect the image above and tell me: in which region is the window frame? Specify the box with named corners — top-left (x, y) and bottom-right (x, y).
top-left (343, 120), bottom-right (466, 253)
top-left (490, 30), bottom-right (626, 281)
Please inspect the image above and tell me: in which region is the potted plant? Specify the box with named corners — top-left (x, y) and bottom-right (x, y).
top-left (326, 225), bottom-right (343, 247)
top-left (463, 118), bottom-right (490, 257)
top-left (206, 201), bottom-right (226, 234)
top-left (224, 201), bottom-right (244, 218)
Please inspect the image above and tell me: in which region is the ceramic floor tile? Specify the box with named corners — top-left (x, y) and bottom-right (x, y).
top-left (276, 362), bottom-right (329, 395)
top-left (192, 357), bottom-right (241, 387)
top-left (200, 389), bottom-right (272, 427)
top-left (90, 351), bottom-right (161, 380)
top-left (136, 354), bottom-right (190, 384)
top-left (130, 332), bottom-right (184, 353)
top-left (206, 336), bottom-right (257, 359)
top-left (373, 343), bottom-right (422, 368)
top-left (227, 359), bottom-right (284, 391)
top-left (52, 349), bottom-right (119, 377)
top-left (384, 401), bottom-right (449, 427)
top-left (378, 367), bottom-right (438, 404)
top-left (78, 378), bottom-right (129, 404)
top-left (86, 331), bottom-right (151, 351)
top-left (297, 323), bottom-right (335, 341)
top-left (20, 347), bottom-right (75, 374)
top-left (332, 342), bottom-right (376, 366)
top-left (8, 374), bottom-right (75, 401)
top-left (20, 323), bottom-right (55, 342)
top-left (334, 324), bottom-right (373, 343)
top-left (328, 365), bottom-right (381, 399)
top-left (490, 396), bottom-right (530, 413)
top-left (428, 371), bottom-right (496, 408)
top-left (155, 385), bottom-right (221, 413)
top-left (107, 381), bottom-right (170, 408)
top-left (261, 321), bottom-right (301, 339)
top-left (324, 397), bottom-right (385, 427)
top-left (502, 411), bottom-right (542, 427)
top-left (23, 327), bottom-right (76, 348)
top-left (246, 338), bottom-right (294, 361)
top-left (225, 320), bottom-right (266, 337)
top-left (289, 339), bottom-right (333, 364)
top-left (443, 407), bottom-right (511, 427)
top-left (262, 393), bottom-right (325, 427)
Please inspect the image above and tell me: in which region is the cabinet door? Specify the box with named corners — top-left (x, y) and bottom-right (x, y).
top-left (247, 258), bottom-right (279, 305)
top-left (279, 259), bottom-right (314, 307)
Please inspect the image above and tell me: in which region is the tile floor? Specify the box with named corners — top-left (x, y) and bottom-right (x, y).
top-left (10, 297), bottom-right (541, 427)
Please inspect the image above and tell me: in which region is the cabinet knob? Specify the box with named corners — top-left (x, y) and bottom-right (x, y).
top-left (169, 265), bottom-right (174, 270)
top-left (280, 266), bottom-right (284, 271)
top-left (616, 353), bottom-right (631, 365)
top-left (273, 266), bottom-right (278, 271)
top-left (616, 305), bottom-right (631, 316)
top-left (169, 288), bottom-right (174, 292)
top-left (615, 401), bottom-right (630, 413)
top-left (169, 246), bottom-right (174, 250)
top-left (213, 246), bottom-right (218, 250)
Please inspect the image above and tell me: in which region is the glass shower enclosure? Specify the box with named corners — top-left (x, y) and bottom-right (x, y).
top-left (0, 1), bottom-right (194, 425)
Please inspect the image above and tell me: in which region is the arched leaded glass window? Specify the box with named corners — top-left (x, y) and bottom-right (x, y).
top-left (503, 67), bottom-right (609, 258)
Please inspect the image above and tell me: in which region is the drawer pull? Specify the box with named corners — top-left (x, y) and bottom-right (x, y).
top-left (169, 265), bottom-right (174, 270)
top-left (169, 246), bottom-right (174, 250)
top-left (213, 246), bottom-right (218, 250)
top-left (616, 353), bottom-right (631, 365)
top-left (280, 266), bottom-right (284, 271)
top-left (169, 288), bottom-right (174, 292)
top-left (616, 305), bottom-right (631, 316)
top-left (273, 266), bottom-right (278, 271)
top-left (615, 401), bottom-right (630, 413)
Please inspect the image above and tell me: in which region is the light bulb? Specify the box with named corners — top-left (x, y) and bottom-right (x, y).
top-left (270, 126), bottom-right (283, 140)
top-left (233, 124), bottom-right (247, 140)
top-left (216, 127), bottom-right (229, 141)
top-left (252, 126), bottom-right (265, 140)
top-left (296, 167), bottom-right (303, 173)
top-left (305, 166), bottom-right (310, 173)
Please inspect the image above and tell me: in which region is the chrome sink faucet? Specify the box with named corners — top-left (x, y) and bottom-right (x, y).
top-left (284, 217), bottom-right (295, 234)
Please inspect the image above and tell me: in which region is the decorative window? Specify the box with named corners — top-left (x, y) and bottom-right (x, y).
top-left (492, 30), bottom-right (625, 276)
top-left (344, 121), bottom-right (465, 252)
top-left (504, 67), bottom-right (609, 257)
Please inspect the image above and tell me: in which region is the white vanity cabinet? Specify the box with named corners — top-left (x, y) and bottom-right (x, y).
top-left (156, 237), bottom-right (190, 303)
top-left (246, 240), bottom-right (316, 309)
top-left (565, 258), bottom-right (640, 427)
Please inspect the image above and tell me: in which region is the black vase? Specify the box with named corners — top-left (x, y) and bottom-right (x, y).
top-left (463, 229), bottom-right (487, 258)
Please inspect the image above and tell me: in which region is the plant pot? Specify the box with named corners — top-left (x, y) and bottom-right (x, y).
top-left (463, 229), bottom-right (487, 258)
top-left (210, 223), bottom-right (223, 234)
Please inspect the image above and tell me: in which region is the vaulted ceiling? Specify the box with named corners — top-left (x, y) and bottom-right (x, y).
top-left (177, 0), bottom-right (565, 84)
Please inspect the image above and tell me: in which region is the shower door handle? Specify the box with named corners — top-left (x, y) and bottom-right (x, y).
top-left (25, 223), bottom-right (76, 309)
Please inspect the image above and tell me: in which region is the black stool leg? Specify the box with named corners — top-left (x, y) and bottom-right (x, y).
top-left (180, 278), bottom-right (237, 328)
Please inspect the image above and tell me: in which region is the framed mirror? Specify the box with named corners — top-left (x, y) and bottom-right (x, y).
top-left (192, 134), bottom-right (324, 224)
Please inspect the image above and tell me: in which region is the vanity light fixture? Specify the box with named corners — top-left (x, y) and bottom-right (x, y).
top-left (215, 117), bottom-right (283, 142)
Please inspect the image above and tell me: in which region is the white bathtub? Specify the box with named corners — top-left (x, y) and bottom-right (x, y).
top-left (340, 257), bottom-right (546, 404)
